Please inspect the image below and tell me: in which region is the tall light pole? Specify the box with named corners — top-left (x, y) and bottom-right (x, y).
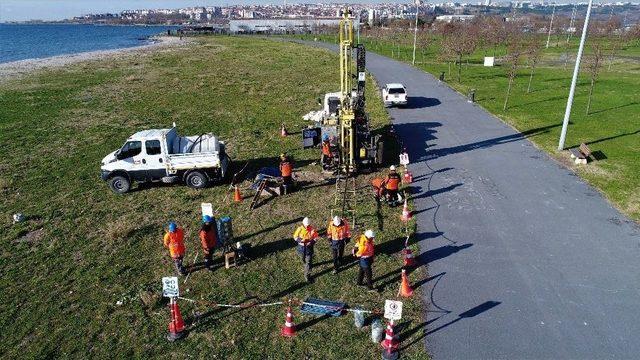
top-left (546, 3), bottom-right (556, 48)
top-left (558, 0), bottom-right (593, 151)
top-left (412, 0), bottom-right (422, 65)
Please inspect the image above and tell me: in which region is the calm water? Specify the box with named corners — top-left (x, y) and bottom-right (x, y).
top-left (0, 24), bottom-right (177, 64)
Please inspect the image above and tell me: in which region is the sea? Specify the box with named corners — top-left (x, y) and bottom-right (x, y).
top-left (0, 24), bottom-right (178, 64)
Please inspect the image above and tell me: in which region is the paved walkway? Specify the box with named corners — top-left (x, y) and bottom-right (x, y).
top-left (299, 40), bottom-right (640, 359)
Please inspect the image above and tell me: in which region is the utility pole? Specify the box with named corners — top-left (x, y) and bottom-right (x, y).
top-left (412, 0), bottom-right (421, 65)
top-left (566, 4), bottom-right (576, 44)
top-left (546, 3), bottom-right (556, 48)
top-left (558, 0), bottom-right (593, 151)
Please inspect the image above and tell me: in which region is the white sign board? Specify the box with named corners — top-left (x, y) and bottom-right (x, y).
top-left (162, 277), bottom-right (180, 298)
top-left (384, 300), bottom-right (403, 320)
top-left (358, 72), bottom-right (366, 82)
top-left (201, 203), bottom-right (213, 218)
top-left (399, 152), bottom-right (410, 166)
top-left (484, 56), bottom-right (495, 67)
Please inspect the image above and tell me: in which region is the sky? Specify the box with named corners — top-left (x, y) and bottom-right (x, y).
top-left (0, 0), bottom-right (401, 22)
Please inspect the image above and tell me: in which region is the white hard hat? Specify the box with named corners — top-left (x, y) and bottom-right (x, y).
top-left (302, 217), bottom-right (310, 227)
top-left (365, 229), bottom-right (375, 238)
top-left (333, 216), bottom-right (341, 226)
top-left (390, 165), bottom-right (396, 171)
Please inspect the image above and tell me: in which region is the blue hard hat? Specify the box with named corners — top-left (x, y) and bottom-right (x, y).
top-left (322, 134), bottom-right (329, 141)
top-left (203, 215), bottom-right (213, 223)
top-left (168, 222), bottom-right (177, 232)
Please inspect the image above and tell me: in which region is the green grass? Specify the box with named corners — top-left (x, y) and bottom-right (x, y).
top-left (297, 32), bottom-right (640, 221)
top-left (0, 36), bottom-right (428, 358)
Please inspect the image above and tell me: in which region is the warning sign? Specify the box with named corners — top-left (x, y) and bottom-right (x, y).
top-left (201, 203), bottom-right (213, 218)
top-left (384, 300), bottom-right (403, 320)
top-left (162, 277), bottom-right (180, 298)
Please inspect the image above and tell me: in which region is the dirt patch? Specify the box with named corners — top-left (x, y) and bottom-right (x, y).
top-left (14, 228), bottom-right (45, 244)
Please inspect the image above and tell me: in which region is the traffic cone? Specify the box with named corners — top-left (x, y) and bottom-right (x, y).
top-left (280, 306), bottom-right (297, 337)
top-left (280, 124), bottom-right (288, 137)
top-left (233, 185), bottom-right (242, 202)
top-left (398, 268), bottom-right (414, 298)
top-left (403, 247), bottom-right (416, 267)
top-left (380, 320), bottom-right (399, 360)
top-left (402, 170), bottom-right (413, 184)
top-left (400, 199), bottom-right (412, 222)
top-left (167, 298), bottom-right (186, 341)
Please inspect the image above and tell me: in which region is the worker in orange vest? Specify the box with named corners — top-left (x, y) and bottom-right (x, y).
top-left (383, 165), bottom-right (402, 204)
top-left (353, 229), bottom-right (376, 291)
top-left (321, 134), bottom-right (333, 171)
top-left (199, 215), bottom-right (217, 270)
top-left (293, 217), bottom-right (319, 283)
top-left (163, 222), bottom-right (187, 275)
top-left (280, 153), bottom-right (294, 192)
top-left (326, 215), bottom-right (351, 273)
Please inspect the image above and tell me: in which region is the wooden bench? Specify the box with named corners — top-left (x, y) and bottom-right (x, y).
top-left (569, 143), bottom-right (592, 165)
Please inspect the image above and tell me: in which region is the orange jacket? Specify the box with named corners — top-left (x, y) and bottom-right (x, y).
top-left (280, 160), bottom-right (293, 177)
top-left (326, 220), bottom-right (351, 241)
top-left (385, 172), bottom-right (401, 191)
top-left (293, 225), bottom-right (318, 245)
top-left (163, 229), bottom-right (185, 258)
top-left (199, 228), bottom-right (217, 252)
top-left (322, 141), bottom-right (332, 157)
top-left (355, 234), bottom-right (374, 258)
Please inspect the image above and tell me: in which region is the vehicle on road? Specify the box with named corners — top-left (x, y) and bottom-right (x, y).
top-left (382, 83), bottom-right (407, 107)
top-left (100, 124), bottom-right (230, 194)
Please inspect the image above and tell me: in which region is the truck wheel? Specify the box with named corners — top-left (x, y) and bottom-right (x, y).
top-left (109, 175), bottom-right (131, 194)
top-left (185, 171), bottom-right (208, 189)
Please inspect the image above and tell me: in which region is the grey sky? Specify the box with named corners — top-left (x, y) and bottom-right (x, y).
top-left (0, 0), bottom-right (405, 22)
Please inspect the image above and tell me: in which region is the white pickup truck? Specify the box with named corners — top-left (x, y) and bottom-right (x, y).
top-left (100, 125), bottom-right (230, 194)
top-left (382, 83), bottom-right (408, 107)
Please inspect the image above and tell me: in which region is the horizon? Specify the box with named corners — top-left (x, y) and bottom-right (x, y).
top-left (0, 0), bottom-right (622, 22)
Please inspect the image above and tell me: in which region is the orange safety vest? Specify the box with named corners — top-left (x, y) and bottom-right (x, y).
top-left (163, 229), bottom-right (185, 258)
top-left (280, 160), bottom-right (293, 177)
top-left (293, 225), bottom-right (318, 245)
top-left (199, 228), bottom-right (217, 252)
top-left (385, 173), bottom-right (401, 191)
top-left (327, 220), bottom-right (351, 241)
top-left (322, 141), bottom-right (332, 157)
top-left (355, 234), bottom-right (375, 258)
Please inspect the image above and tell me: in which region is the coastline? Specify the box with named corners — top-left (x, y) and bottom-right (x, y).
top-left (0, 36), bottom-right (188, 82)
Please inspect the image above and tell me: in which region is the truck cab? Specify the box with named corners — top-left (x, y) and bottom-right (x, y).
top-left (100, 125), bottom-right (230, 194)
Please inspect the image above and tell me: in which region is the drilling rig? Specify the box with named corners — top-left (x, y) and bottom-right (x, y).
top-left (304, 8), bottom-right (381, 175)
top-left (336, 8), bottom-right (381, 174)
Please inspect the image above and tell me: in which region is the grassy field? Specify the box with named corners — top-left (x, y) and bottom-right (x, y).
top-left (0, 37), bottom-right (429, 358)
top-left (299, 32), bottom-right (640, 221)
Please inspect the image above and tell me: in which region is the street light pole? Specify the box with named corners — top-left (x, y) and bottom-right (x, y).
top-left (546, 3), bottom-right (556, 48)
top-left (412, 0), bottom-right (421, 65)
top-left (558, 0), bottom-right (593, 151)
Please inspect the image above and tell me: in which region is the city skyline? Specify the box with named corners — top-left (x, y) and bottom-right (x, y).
top-left (0, 0), bottom-right (621, 22)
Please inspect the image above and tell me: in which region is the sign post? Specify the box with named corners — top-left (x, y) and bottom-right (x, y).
top-left (384, 300), bottom-right (403, 321)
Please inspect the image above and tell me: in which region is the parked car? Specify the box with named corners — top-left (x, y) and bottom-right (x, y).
top-left (100, 124), bottom-right (230, 194)
top-left (382, 83), bottom-right (408, 107)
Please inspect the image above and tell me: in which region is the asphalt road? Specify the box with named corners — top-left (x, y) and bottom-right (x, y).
top-left (299, 40), bottom-right (640, 359)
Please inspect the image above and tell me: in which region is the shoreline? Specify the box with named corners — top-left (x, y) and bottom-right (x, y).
top-left (0, 36), bottom-right (188, 82)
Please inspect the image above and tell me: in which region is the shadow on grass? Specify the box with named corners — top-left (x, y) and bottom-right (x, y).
top-left (297, 314), bottom-right (332, 332)
top-left (588, 102), bottom-right (639, 115)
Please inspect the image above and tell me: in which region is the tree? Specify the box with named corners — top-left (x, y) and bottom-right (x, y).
top-left (440, 22), bottom-right (478, 82)
top-left (585, 42), bottom-right (605, 115)
top-left (503, 32), bottom-right (526, 111)
top-left (526, 40), bottom-right (542, 93)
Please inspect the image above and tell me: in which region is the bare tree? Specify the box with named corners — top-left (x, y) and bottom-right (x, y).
top-left (526, 40), bottom-right (542, 93)
top-left (503, 32), bottom-right (526, 111)
top-left (441, 22), bottom-right (479, 82)
top-left (585, 42), bottom-right (605, 115)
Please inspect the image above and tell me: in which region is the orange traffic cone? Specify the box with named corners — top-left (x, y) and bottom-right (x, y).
top-left (167, 298), bottom-right (186, 341)
top-left (401, 199), bottom-right (412, 222)
top-left (380, 320), bottom-right (399, 360)
top-left (280, 124), bottom-right (288, 137)
top-left (398, 268), bottom-right (414, 298)
top-left (403, 247), bottom-right (416, 267)
top-left (280, 306), bottom-right (296, 337)
top-left (233, 185), bottom-right (242, 203)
